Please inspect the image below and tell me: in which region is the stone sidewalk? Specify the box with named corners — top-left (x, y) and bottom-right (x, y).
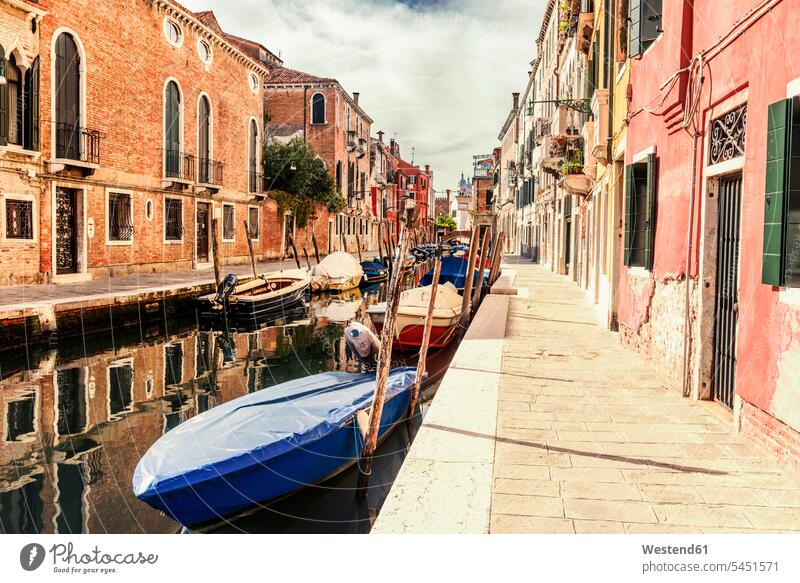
top-left (491, 258), bottom-right (800, 533)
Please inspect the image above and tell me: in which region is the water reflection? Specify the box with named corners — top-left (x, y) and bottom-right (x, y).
top-left (0, 284), bottom-right (445, 534)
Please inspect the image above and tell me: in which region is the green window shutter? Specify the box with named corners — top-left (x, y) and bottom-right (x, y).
top-left (25, 57), bottom-right (40, 151)
top-left (644, 153), bottom-right (657, 271)
top-left (629, 0), bottom-right (642, 57)
top-left (624, 164), bottom-right (635, 265)
top-left (762, 99), bottom-right (791, 286)
top-left (0, 44), bottom-right (7, 147)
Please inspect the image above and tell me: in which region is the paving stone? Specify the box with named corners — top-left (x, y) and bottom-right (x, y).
top-left (491, 515), bottom-right (575, 534)
top-left (564, 499), bottom-right (657, 523)
top-left (561, 481), bottom-right (642, 501)
top-left (695, 485), bottom-right (768, 506)
top-left (550, 467), bottom-right (627, 483)
top-left (492, 494), bottom-right (565, 518)
top-left (638, 484), bottom-right (704, 503)
top-left (573, 520), bottom-right (626, 534)
top-left (652, 503), bottom-right (752, 528)
top-left (741, 506), bottom-right (800, 530)
top-left (493, 478), bottom-right (560, 497)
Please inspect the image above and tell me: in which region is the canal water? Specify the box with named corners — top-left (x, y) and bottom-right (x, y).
top-left (0, 285), bottom-right (449, 534)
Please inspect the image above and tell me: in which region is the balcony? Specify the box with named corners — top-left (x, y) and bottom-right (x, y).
top-left (591, 89), bottom-right (610, 163)
top-left (356, 137), bottom-right (369, 158)
top-left (197, 158), bottom-right (224, 190)
top-left (249, 171), bottom-right (268, 196)
top-left (163, 149), bottom-right (195, 187)
top-left (50, 122), bottom-right (102, 175)
top-left (551, 104), bottom-right (582, 138)
top-left (346, 130), bottom-right (358, 152)
top-left (560, 142), bottom-right (591, 196)
top-left (577, 10), bottom-right (595, 54)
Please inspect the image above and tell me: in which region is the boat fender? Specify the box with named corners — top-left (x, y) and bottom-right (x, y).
top-left (214, 274), bottom-right (238, 304)
top-left (355, 409), bottom-right (370, 440)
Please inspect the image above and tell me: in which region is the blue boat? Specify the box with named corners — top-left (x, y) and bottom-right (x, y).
top-left (133, 368), bottom-right (417, 527)
top-left (360, 259), bottom-right (388, 284)
top-left (420, 255), bottom-right (488, 292)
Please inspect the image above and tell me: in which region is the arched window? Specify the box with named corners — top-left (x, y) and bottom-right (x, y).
top-left (248, 119), bottom-right (258, 192)
top-left (335, 161), bottom-right (342, 192)
top-left (5, 54), bottom-right (21, 146)
top-left (311, 93), bottom-right (325, 124)
top-left (55, 32), bottom-right (81, 159)
top-left (164, 80), bottom-right (182, 177)
top-left (198, 95), bottom-right (211, 182)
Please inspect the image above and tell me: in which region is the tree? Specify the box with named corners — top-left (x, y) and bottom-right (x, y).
top-left (436, 214), bottom-right (457, 230)
top-left (262, 138), bottom-right (346, 228)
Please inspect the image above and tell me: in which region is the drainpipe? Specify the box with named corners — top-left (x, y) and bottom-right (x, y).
top-left (303, 87), bottom-right (307, 143)
top-left (682, 130), bottom-right (700, 399)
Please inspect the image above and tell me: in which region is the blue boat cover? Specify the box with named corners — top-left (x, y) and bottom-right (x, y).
top-left (420, 255), bottom-right (487, 290)
top-left (133, 368), bottom-right (416, 499)
top-left (360, 260), bottom-right (386, 273)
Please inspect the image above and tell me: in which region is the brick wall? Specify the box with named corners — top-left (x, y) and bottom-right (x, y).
top-left (740, 399), bottom-right (800, 475)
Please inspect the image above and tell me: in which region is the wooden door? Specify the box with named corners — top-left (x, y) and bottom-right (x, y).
top-left (196, 202), bottom-right (210, 264)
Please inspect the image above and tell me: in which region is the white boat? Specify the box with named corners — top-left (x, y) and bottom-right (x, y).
top-left (311, 252), bottom-right (364, 292)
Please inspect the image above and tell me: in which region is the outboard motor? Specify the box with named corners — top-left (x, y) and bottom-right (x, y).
top-left (344, 322), bottom-right (381, 371)
top-left (214, 274), bottom-right (238, 304)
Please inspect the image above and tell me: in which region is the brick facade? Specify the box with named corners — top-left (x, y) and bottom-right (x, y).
top-left (264, 71), bottom-right (373, 254)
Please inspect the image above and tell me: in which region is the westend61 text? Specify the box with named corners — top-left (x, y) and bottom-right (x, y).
top-left (49, 543), bottom-right (159, 566)
top-left (642, 545), bottom-right (708, 555)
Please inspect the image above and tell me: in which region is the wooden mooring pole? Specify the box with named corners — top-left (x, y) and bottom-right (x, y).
top-left (488, 232), bottom-right (505, 285)
top-left (459, 226), bottom-right (481, 329)
top-left (311, 221), bottom-right (321, 264)
top-left (471, 227), bottom-right (492, 316)
top-left (377, 220), bottom-right (385, 264)
top-left (211, 217), bottom-right (222, 289)
top-left (288, 233), bottom-right (301, 270)
top-left (243, 220), bottom-right (258, 279)
top-left (303, 247), bottom-right (312, 270)
top-left (357, 202), bottom-right (416, 496)
top-left (355, 234), bottom-right (364, 263)
top-left (409, 258), bottom-right (441, 416)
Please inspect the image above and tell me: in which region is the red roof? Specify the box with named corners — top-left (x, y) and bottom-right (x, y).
top-left (194, 10), bottom-right (223, 35)
top-left (265, 67), bottom-right (337, 85)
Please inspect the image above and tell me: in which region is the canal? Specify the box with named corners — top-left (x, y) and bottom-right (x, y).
top-left (0, 285), bottom-right (451, 534)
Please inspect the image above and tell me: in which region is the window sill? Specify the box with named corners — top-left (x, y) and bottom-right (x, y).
top-left (163, 239), bottom-right (184, 245)
top-left (50, 158), bottom-right (99, 172)
top-left (222, 238), bottom-right (235, 244)
top-left (627, 266), bottom-right (651, 279)
top-left (0, 237), bottom-right (38, 244)
top-left (162, 177), bottom-right (194, 188)
top-left (0, 145), bottom-right (41, 160)
top-left (106, 240), bottom-right (134, 247)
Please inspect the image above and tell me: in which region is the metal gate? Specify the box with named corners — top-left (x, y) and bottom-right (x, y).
top-left (196, 203), bottom-right (210, 264)
top-left (55, 188), bottom-right (77, 274)
top-left (711, 174), bottom-right (742, 409)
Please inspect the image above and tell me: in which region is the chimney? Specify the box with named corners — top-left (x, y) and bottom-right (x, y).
top-left (377, 130), bottom-right (384, 143)
top-left (513, 92), bottom-right (520, 109)
top-left (424, 164), bottom-right (430, 175)
top-left (390, 138), bottom-right (396, 154)
top-left (353, 92), bottom-right (360, 105)
top-left (446, 189), bottom-right (451, 202)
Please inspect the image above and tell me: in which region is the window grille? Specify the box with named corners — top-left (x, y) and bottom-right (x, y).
top-left (5, 199), bottom-right (33, 239)
top-left (109, 193), bottom-right (133, 241)
top-left (165, 198), bottom-right (183, 240)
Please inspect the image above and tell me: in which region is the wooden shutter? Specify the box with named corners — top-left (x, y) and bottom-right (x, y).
top-left (0, 44), bottom-right (6, 146)
top-left (628, 0), bottom-right (642, 57)
top-left (26, 57), bottom-right (40, 151)
top-left (762, 99), bottom-right (791, 286)
top-left (787, 97), bottom-right (800, 286)
top-left (641, 0), bottom-right (662, 46)
top-left (624, 164), bottom-right (635, 265)
top-left (644, 153), bottom-right (657, 271)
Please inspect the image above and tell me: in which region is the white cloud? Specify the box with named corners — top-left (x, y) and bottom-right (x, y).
top-left (180, 0), bottom-right (544, 190)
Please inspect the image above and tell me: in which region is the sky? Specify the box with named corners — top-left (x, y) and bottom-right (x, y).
top-left (180, 0), bottom-right (544, 192)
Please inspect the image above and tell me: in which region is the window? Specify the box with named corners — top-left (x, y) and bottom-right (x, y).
top-left (6, 390), bottom-right (36, 441)
top-left (145, 199), bottom-right (154, 221)
top-left (248, 119), bottom-right (258, 192)
top-left (5, 198), bottom-right (34, 240)
top-left (222, 204), bottom-right (235, 241)
top-left (629, 0), bottom-right (662, 57)
top-left (197, 39), bottom-right (212, 64)
top-left (624, 154), bottom-right (657, 270)
top-left (248, 207), bottom-right (259, 240)
top-left (164, 80), bottom-right (182, 177)
top-left (763, 97), bottom-right (800, 287)
top-left (198, 95), bottom-right (211, 182)
top-left (311, 93), bottom-right (325, 124)
top-left (248, 73), bottom-right (259, 93)
top-left (108, 192), bottom-right (133, 242)
top-left (165, 197), bottom-right (183, 241)
top-left (164, 19), bottom-right (182, 47)
top-left (1, 47), bottom-right (40, 150)
top-left (54, 33), bottom-right (82, 161)
top-left (336, 161), bottom-right (342, 191)
top-left (108, 360), bottom-right (133, 418)
top-left (164, 342), bottom-right (183, 387)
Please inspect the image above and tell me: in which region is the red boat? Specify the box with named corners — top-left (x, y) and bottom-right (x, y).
top-left (367, 283), bottom-right (462, 351)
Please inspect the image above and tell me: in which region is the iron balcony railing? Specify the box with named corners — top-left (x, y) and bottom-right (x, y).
top-left (55, 122), bottom-right (102, 165)
top-left (249, 170), bottom-right (268, 194)
top-left (164, 149), bottom-right (196, 182)
top-left (198, 158), bottom-right (224, 186)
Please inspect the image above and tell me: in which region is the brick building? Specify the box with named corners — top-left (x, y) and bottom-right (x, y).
top-left (0, 0), bottom-right (298, 286)
top-left (397, 158), bottom-right (433, 235)
top-left (472, 151), bottom-right (498, 239)
top-left (264, 68), bottom-right (374, 254)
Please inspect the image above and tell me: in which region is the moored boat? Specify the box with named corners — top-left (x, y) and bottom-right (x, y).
top-left (311, 252), bottom-right (364, 292)
top-left (360, 259), bottom-right (388, 284)
top-left (133, 367), bottom-right (417, 527)
top-left (419, 255), bottom-right (486, 293)
top-left (367, 282), bottom-right (462, 351)
top-left (195, 269), bottom-right (310, 322)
